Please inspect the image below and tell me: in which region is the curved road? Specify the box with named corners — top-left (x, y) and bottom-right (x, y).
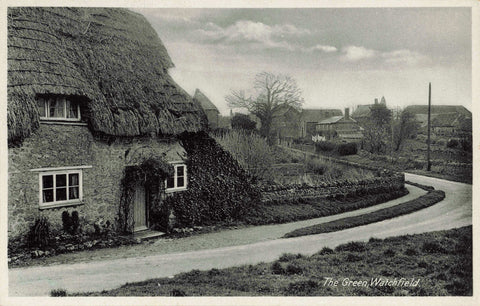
top-left (8, 173), bottom-right (472, 296)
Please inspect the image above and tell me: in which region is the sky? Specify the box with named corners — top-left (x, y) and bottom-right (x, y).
top-left (133, 7), bottom-right (472, 115)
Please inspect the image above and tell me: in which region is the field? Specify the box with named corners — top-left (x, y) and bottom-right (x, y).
top-left (73, 226), bottom-right (472, 296)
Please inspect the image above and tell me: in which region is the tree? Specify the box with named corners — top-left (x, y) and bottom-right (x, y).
top-left (226, 72), bottom-right (304, 142)
top-left (362, 103), bottom-right (392, 154)
top-left (230, 113), bottom-right (257, 131)
top-left (392, 109), bottom-right (419, 151)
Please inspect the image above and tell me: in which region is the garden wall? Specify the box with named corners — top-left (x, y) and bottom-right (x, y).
top-left (260, 174), bottom-right (405, 204)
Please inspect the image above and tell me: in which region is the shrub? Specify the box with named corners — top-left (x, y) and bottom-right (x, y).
top-left (337, 143), bottom-right (357, 156)
top-left (445, 278), bottom-right (471, 295)
top-left (383, 248), bottom-right (395, 257)
top-left (271, 261), bottom-right (284, 274)
top-left (284, 280), bottom-right (318, 295)
top-left (345, 253), bottom-right (363, 262)
top-left (318, 247), bottom-right (334, 255)
top-left (404, 248), bottom-right (418, 256)
top-left (50, 289), bottom-right (67, 297)
top-left (446, 139), bottom-right (459, 148)
top-left (305, 158), bottom-right (328, 175)
top-left (278, 253), bottom-right (304, 262)
top-left (285, 264), bottom-right (303, 275)
top-left (422, 241), bottom-right (446, 254)
top-left (230, 113), bottom-right (257, 131)
top-left (27, 217), bottom-right (51, 249)
top-left (315, 141), bottom-right (336, 152)
top-left (170, 289), bottom-right (187, 296)
top-left (61, 211), bottom-right (80, 235)
top-left (368, 237), bottom-right (382, 243)
top-left (335, 241), bottom-right (366, 252)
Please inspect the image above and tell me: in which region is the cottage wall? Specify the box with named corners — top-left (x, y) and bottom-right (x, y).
top-left (8, 124), bottom-right (184, 240)
top-left (204, 110), bottom-right (219, 129)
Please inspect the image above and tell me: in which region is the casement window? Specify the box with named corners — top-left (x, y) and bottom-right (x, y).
top-left (37, 96), bottom-right (81, 121)
top-left (38, 170), bottom-right (83, 208)
top-left (165, 163), bottom-right (187, 192)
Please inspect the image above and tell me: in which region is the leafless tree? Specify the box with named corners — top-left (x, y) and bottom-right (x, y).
top-left (226, 72), bottom-right (304, 141)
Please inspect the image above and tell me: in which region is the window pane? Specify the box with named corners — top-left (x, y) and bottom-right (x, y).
top-left (56, 174), bottom-right (67, 187)
top-left (56, 187), bottom-right (67, 201)
top-left (177, 177), bottom-right (185, 187)
top-left (167, 176), bottom-right (175, 189)
top-left (49, 98), bottom-right (65, 118)
top-left (43, 189), bottom-right (54, 202)
top-left (176, 166), bottom-right (185, 176)
top-left (42, 175), bottom-right (53, 189)
top-left (67, 100), bottom-right (79, 119)
top-left (69, 173), bottom-right (79, 186)
top-left (37, 98), bottom-right (46, 117)
top-left (69, 187), bottom-right (79, 199)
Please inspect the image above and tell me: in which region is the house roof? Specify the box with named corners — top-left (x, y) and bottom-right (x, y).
top-left (431, 112), bottom-right (460, 127)
top-left (300, 109), bottom-right (342, 122)
top-left (404, 105), bottom-right (471, 117)
top-left (352, 105), bottom-right (373, 118)
top-left (318, 116), bottom-right (344, 124)
top-left (193, 89), bottom-right (219, 112)
top-left (7, 7), bottom-right (206, 143)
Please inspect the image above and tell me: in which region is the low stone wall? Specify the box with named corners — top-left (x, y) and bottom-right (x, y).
top-left (260, 174), bottom-right (405, 204)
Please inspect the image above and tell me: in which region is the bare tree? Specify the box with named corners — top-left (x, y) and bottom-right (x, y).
top-left (392, 109), bottom-right (419, 151)
top-left (226, 72), bottom-right (304, 141)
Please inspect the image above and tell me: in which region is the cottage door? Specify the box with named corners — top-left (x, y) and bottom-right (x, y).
top-left (133, 183), bottom-right (148, 232)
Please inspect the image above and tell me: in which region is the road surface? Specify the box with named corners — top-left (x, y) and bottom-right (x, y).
top-left (8, 173), bottom-right (472, 296)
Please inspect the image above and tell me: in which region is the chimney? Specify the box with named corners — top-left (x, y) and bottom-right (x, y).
top-left (345, 108), bottom-right (350, 120)
top-left (374, 98), bottom-right (378, 105)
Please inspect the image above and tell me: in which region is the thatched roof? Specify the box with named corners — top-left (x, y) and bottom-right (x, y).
top-left (352, 104), bottom-right (373, 118)
top-left (193, 89), bottom-right (218, 112)
top-left (404, 105), bottom-right (471, 117)
top-left (8, 7), bottom-right (206, 143)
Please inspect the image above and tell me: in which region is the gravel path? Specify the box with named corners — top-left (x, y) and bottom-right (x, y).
top-left (9, 173), bottom-right (471, 296)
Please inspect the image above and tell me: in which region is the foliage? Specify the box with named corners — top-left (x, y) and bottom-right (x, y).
top-left (337, 143), bottom-right (357, 156)
top-left (231, 113), bottom-right (257, 131)
top-left (77, 226), bottom-right (472, 296)
top-left (61, 211), bottom-right (80, 235)
top-left (165, 132), bottom-right (260, 227)
top-left (393, 110), bottom-right (419, 151)
top-left (27, 217), bottom-right (51, 249)
top-left (50, 289), bottom-right (67, 297)
top-left (315, 141), bottom-right (336, 152)
top-left (212, 129), bottom-right (275, 180)
top-left (226, 72), bottom-right (304, 142)
top-left (362, 103), bottom-right (392, 154)
top-left (284, 190), bottom-right (445, 238)
top-left (335, 241), bottom-right (366, 252)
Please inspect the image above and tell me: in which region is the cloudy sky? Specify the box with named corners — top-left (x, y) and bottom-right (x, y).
top-left (133, 8), bottom-right (471, 115)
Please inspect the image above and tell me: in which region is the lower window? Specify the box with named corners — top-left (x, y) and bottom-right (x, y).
top-left (165, 164), bottom-right (187, 192)
top-left (39, 170), bottom-right (83, 208)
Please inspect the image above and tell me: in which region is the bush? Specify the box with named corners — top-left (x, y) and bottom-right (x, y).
top-left (284, 280), bottom-right (318, 295)
top-left (345, 253), bottom-right (363, 262)
top-left (335, 241), bottom-right (366, 252)
top-left (383, 248), bottom-right (395, 257)
top-left (61, 211), bottom-right (80, 235)
top-left (404, 248), bottom-right (417, 256)
top-left (318, 247), bottom-right (334, 255)
top-left (231, 113), bottom-right (257, 131)
top-left (446, 139), bottom-right (459, 148)
top-left (271, 261), bottom-right (284, 274)
top-left (50, 289), bottom-right (67, 297)
top-left (285, 264), bottom-right (303, 275)
top-left (170, 289), bottom-right (187, 296)
top-left (337, 143), bottom-right (357, 156)
top-left (27, 217), bottom-right (51, 249)
top-left (422, 241), bottom-right (446, 254)
top-left (315, 141), bottom-right (336, 152)
top-left (278, 253), bottom-right (304, 262)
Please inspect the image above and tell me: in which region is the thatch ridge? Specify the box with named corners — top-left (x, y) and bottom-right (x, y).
top-left (8, 7), bottom-right (206, 143)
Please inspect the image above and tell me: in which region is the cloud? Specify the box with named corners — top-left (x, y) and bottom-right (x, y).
top-left (193, 20), bottom-right (310, 51)
top-left (308, 44), bottom-right (338, 53)
top-left (341, 46), bottom-right (377, 62)
top-left (381, 49), bottom-right (429, 66)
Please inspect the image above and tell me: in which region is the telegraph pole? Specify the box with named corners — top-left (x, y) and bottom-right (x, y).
top-left (427, 83), bottom-right (432, 171)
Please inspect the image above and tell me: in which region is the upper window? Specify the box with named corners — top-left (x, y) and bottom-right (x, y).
top-left (39, 170), bottom-right (83, 208)
top-left (165, 164), bottom-right (187, 192)
top-left (37, 96), bottom-right (81, 121)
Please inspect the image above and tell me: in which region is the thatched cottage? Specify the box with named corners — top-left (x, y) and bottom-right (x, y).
top-left (193, 89), bottom-right (219, 129)
top-left (7, 7), bottom-right (215, 240)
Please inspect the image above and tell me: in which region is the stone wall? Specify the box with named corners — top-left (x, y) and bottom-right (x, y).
top-left (260, 174), bottom-right (405, 204)
top-left (8, 123), bottom-right (183, 240)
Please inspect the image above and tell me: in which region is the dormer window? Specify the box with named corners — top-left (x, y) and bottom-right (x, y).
top-left (37, 96), bottom-right (81, 121)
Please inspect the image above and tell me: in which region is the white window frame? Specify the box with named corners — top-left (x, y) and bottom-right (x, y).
top-left (165, 163), bottom-right (187, 193)
top-left (38, 96), bottom-right (81, 121)
top-left (38, 169), bottom-right (84, 209)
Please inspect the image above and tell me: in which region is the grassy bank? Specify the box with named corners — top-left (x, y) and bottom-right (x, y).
top-left (283, 190), bottom-right (445, 238)
top-left (243, 188), bottom-right (408, 225)
top-left (71, 226), bottom-right (472, 296)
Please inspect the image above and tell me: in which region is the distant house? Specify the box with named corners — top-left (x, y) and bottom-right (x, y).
top-left (352, 96), bottom-right (387, 123)
top-left (316, 108), bottom-right (363, 141)
top-left (193, 89), bottom-right (219, 129)
top-left (404, 105), bottom-right (472, 136)
top-left (299, 108), bottom-right (342, 138)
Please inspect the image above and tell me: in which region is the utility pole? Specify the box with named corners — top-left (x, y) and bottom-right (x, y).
top-left (427, 83), bottom-right (432, 171)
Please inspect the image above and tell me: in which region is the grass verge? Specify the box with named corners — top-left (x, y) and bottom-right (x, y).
top-left (71, 226), bottom-right (472, 296)
top-left (243, 188), bottom-right (408, 225)
top-left (283, 190), bottom-right (445, 238)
